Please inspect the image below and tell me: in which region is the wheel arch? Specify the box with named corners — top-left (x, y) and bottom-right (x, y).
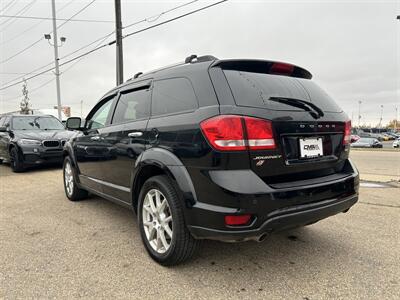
top-left (131, 148), bottom-right (197, 214)
top-left (62, 142), bottom-right (82, 184)
top-left (8, 142), bottom-right (19, 153)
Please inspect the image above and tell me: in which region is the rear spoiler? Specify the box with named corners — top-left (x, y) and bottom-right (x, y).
top-left (210, 59), bottom-right (312, 79)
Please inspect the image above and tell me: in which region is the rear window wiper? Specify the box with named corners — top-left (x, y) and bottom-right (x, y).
top-left (268, 96), bottom-right (324, 119)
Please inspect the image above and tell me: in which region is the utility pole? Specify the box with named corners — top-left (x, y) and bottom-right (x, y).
top-left (358, 100), bottom-right (362, 128)
top-left (80, 100), bottom-right (83, 118)
top-left (51, 0), bottom-right (62, 120)
top-left (115, 0), bottom-right (124, 85)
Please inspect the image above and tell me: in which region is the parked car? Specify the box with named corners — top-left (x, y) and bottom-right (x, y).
top-left (386, 132), bottom-right (400, 139)
top-left (62, 55), bottom-right (359, 265)
top-left (380, 133), bottom-right (393, 141)
top-left (393, 138), bottom-right (400, 148)
top-left (350, 137), bottom-right (383, 148)
top-left (0, 114), bottom-right (76, 172)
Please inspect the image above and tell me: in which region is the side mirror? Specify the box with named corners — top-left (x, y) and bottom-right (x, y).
top-left (66, 117), bottom-right (82, 130)
top-left (0, 126), bottom-right (8, 132)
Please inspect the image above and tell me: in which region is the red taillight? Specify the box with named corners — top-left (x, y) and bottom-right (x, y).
top-left (200, 115), bottom-right (246, 151)
top-left (244, 117), bottom-right (275, 150)
top-left (225, 214), bottom-right (252, 226)
top-left (343, 120), bottom-right (351, 145)
top-left (200, 115), bottom-right (276, 151)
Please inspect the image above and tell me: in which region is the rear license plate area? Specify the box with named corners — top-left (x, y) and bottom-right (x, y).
top-left (299, 137), bottom-right (323, 158)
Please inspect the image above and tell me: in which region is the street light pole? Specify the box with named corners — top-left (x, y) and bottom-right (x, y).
top-left (51, 0), bottom-right (62, 120)
top-left (358, 100), bottom-right (362, 128)
top-left (379, 105), bottom-right (384, 133)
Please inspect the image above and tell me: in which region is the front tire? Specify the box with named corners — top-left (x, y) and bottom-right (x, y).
top-left (63, 156), bottom-right (88, 201)
top-left (9, 147), bottom-right (24, 173)
top-left (138, 175), bottom-right (200, 266)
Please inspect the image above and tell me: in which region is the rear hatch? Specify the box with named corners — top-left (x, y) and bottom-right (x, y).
top-left (214, 60), bottom-right (351, 188)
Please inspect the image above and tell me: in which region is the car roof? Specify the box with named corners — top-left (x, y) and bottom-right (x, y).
top-left (107, 55), bottom-right (313, 94)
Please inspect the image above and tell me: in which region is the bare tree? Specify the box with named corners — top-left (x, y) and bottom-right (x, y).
top-left (20, 79), bottom-right (31, 114)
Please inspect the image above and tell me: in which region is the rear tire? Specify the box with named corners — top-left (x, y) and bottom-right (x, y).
top-left (138, 175), bottom-right (200, 266)
top-left (63, 156), bottom-right (88, 201)
top-left (9, 147), bottom-right (24, 173)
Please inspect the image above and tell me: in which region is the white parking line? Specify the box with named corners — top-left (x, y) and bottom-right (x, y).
top-left (360, 182), bottom-right (388, 188)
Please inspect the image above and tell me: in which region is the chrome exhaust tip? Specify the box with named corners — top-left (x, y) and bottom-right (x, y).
top-left (257, 233), bottom-right (268, 242)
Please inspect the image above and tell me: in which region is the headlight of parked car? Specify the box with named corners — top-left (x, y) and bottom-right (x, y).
top-left (18, 139), bottom-right (42, 145)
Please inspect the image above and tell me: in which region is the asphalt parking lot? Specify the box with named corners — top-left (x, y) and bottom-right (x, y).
top-left (1, 150), bottom-right (399, 299)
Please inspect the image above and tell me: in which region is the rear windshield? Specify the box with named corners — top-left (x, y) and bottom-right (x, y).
top-left (223, 70), bottom-right (342, 113)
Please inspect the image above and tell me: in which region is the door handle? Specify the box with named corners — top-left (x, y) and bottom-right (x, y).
top-left (90, 135), bottom-right (101, 141)
top-left (128, 131), bottom-right (143, 138)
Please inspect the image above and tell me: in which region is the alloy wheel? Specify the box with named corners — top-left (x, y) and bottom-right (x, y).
top-left (142, 189), bottom-right (173, 254)
top-left (64, 161), bottom-right (74, 196)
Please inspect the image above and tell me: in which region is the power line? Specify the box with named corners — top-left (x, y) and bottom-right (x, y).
top-left (122, 0), bottom-right (227, 40)
top-left (0, 0), bottom-right (227, 91)
top-left (55, 0), bottom-right (98, 29)
top-left (1, 77), bottom-right (55, 102)
top-left (0, 0), bottom-right (99, 65)
top-left (2, 33), bottom-right (113, 102)
top-left (0, 0), bottom-right (18, 14)
top-left (61, 31), bottom-right (113, 72)
top-left (0, 0), bottom-right (76, 46)
top-left (0, 72), bottom-right (53, 75)
top-left (0, 0), bottom-right (200, 85)
top-left (0, 0), bottom-right (28, 25)
top-left (123, 0), bottom-right (199, 29)
top-left (0, 14), bottom-right (113, 23)
top-left (0, 30), bottom-right (113, 87)
top-left (0, 38), bottom-right (44, 65)
top-left (0, 0), bottom-right (37, 29)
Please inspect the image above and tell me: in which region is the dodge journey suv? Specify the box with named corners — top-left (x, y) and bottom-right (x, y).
top-left (63, 55), bottom-right (359, 265)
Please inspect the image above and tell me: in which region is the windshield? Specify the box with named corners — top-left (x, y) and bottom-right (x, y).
top-left (223, 70), bottom-right (342, 113)
top-left (12, 116), bottom-right (65, 130)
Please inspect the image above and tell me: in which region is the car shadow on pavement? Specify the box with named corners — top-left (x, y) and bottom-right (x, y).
top-left (83, 195), bottom-right (350, 277)
top-left (0, 162), bottom-right (62, 174)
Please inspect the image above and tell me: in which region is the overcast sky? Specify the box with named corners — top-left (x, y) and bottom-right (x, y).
top-left (0, 0), bottom-right (399, 126)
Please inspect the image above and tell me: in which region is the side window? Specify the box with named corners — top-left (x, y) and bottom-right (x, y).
top-left (3, 117), bottom-right (10, 128)
top-left (87, 98), bottom-right (114, 130)
top-left (151, 78), bottom-right (198, 116)
top-left (112, 88), bottom-right (150, 124)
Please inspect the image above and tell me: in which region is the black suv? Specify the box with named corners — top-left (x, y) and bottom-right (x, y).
top-left (63, 55), bottom-right (359, 265)
top-left (0, 114), bottom-right (75, 172)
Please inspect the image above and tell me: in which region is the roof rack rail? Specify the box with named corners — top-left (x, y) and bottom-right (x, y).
top-left (133, 72), bottom-right (143, 79)
top-left (125, 55), bottom-right (218, 83)
top-left (184, 54), bottom-right (218, 64)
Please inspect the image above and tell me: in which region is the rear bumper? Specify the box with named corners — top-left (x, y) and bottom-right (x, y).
top-left (185, 159), bottom-right (359, 242)
top-left (188, 194), bottom-right (357, 242)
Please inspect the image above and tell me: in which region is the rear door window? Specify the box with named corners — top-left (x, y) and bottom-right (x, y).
top-left (151, 78), bottom-right (198, 116)
top-left (223, 70), bottom-right (342, 113)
